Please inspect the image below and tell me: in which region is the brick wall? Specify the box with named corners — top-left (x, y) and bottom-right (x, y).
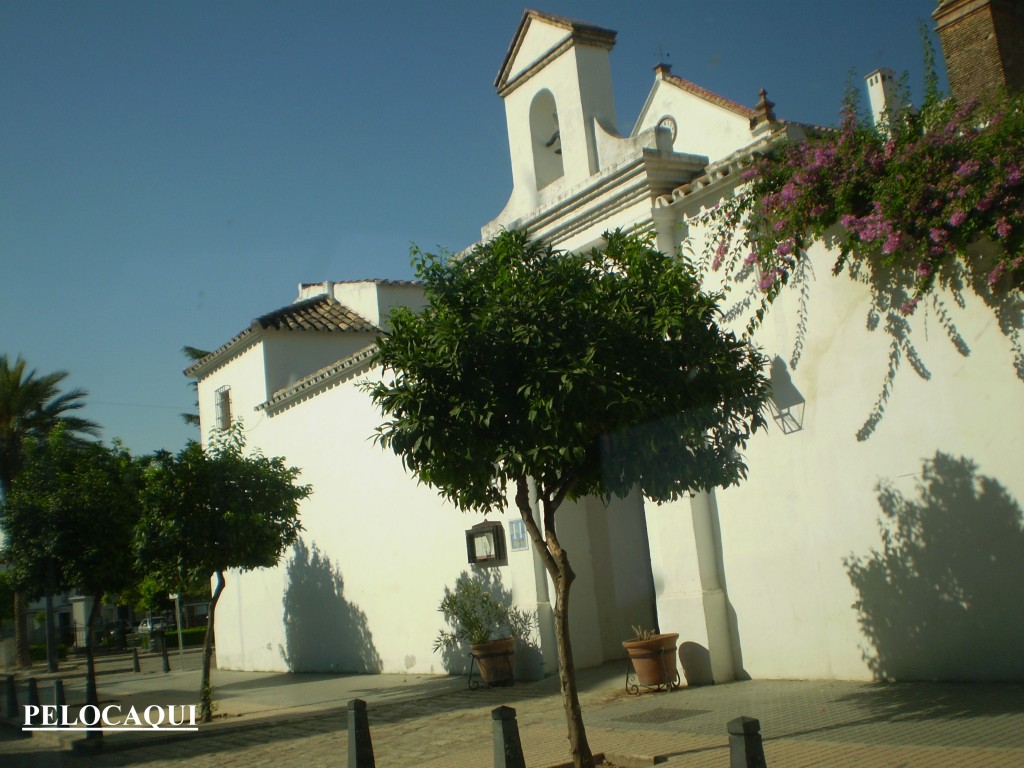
top-left (934, 0), bottom-right (1024, 101)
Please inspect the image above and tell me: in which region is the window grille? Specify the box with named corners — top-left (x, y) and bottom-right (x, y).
top-left (215, 386), bottom-right (232, 430)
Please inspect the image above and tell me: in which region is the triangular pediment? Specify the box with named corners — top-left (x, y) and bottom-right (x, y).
top-left (633, 66), bottom-right (756, 135)
top-left (495, 9), bottom-right (615, 96)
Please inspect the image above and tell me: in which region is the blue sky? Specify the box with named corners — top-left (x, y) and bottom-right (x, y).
top-left (1, 1), bottom-right (947, 456)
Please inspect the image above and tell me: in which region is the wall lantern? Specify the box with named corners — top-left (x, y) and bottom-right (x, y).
top-left (466, 521), bottom-right (507, 566)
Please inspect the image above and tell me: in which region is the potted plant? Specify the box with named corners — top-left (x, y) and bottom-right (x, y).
top-left (622, 626), bottom-right (680, 693)
top-left (433, 576), bottom-right (534, 686)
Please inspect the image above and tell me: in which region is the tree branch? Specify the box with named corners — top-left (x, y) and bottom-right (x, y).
top-left (515, 475), bottom-right (560, 581)
top-left (550, 470), bottom-right (580, 514)
top-left (540, 482), bottom-right (574, 585)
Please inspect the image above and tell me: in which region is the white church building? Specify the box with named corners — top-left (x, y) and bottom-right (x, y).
top-left (188, 8), bottom-right (1024, 683)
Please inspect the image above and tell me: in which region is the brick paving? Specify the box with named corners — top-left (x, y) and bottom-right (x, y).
top-left (3, 650), bottom-right (1024, 767)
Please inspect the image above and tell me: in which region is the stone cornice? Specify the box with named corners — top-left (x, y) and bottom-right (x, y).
top-left (654, 125), bottom-right (801, 212)
top-left (484, 147), bottom-right (707, 248)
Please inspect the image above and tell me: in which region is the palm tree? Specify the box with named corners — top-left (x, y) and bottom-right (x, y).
top-left (0, 354), bottom-right (99, 667)
top-left (180, 346), bottom-right (211, 429)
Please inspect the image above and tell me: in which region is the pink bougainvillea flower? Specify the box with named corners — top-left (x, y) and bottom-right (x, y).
top-left (899, 297), bottom-right (921, 316)
top-left (712, 240), bottom-right (729, 271)
top-left (758, 270), bottom-right (780, 291)
top-left (882, 233), bottom-right (903, 255)
top-left (954, 98), bottom-right (978, 119)
top-left (955, 160), bottom-right (980, 177)
top-left (987, 262), bottom-right (1006, 286)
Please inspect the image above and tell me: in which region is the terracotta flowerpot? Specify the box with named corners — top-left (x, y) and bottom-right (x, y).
top-left (622, 632), bottom-right (680, 691)
top-left (470, 636), bottom-right (515, 686)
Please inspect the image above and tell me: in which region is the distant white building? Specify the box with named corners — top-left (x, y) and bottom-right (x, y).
top-left (190, 8), bottom-right (1024, 683)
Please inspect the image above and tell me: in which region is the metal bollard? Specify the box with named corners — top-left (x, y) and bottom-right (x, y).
top-left (27, 677), bottom-right (41, 725)
top-left (4, 674), bottom-right (18, 719)
top-left (728, 716), bottom-right (767, 768)
top-left (132, 648), bottom-right (141, 673)
top-left (53, 679), bottom-right (66, 707)
top-left (347, 698), bottom-right (375, 768)
top-left (492, 706), bottom-right (526, 768)
top-left (161, 643), bottom-right (171, 673)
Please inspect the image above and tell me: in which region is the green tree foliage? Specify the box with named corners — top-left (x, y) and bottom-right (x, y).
top-left (1, 427), bottom-right (140, 720)
top-left (138, 424), bottom-right (309, 721)
top-left (369, 229), bottom-right (769, 768)
top-left (0, 354), bottom-right (99, 667)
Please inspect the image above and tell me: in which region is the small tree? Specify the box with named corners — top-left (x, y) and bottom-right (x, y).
top-left (1, 427), bottom-right (140, 729)
top-left (369, 230), bottom-right (769, 768)
top-left (138, 425), bottom-right (309, 721)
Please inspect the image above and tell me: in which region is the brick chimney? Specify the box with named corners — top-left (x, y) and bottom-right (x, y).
top-left (934, 0), bottom-right (1024, 102)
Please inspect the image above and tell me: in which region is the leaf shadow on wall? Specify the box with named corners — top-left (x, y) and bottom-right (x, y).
top-left (845, 452), bottom-right (1024, 681)
top-left (852, 251), bottom-right (1024, 441)
top-left (280, 538), bottom-right (382, 673)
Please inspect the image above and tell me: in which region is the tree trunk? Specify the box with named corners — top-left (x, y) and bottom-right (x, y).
top-left (45, 556), bottom-right (60, 673)
top-left (44, 556), bottom-right (60, 672)
top-left (14, 591), bottom-right (32, 667)
top-left (199, 571), bottom-right (224, 723)
top-left (44, 593), bottom-right (58, 672)
top-left (514, 476), bottom-right (594, 768)
top-left (552, 568), bottom-right (594, 768)
top-left (84, 596), bottom-right (102, 741)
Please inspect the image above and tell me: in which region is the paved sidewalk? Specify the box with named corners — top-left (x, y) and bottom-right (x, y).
top-left (3, 649), bottom-right (1024, 767)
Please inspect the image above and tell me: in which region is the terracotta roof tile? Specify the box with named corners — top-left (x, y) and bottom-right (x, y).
top-left (184, 296), bottom-right (378, 377)
top-left (255, 295), bottom-right (378, 333)
top-left (662, 72), bottom-right (757, 119)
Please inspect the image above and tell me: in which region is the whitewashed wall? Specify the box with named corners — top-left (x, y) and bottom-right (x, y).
top-left (647, 223), bottom-right (1024, 681)
top-left (213, 369), bottom-right (510, 675)
top-left (195, 342), bottom-right (270, 433)
top-left (205, 348), bottom-right (657, 678)
top-left (202, 11), bottom-right (1024, 685)
top-left (633, 75), bottom-right (755, 164)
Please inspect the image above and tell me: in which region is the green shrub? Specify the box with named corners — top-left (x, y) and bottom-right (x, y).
top-left (166, 626), bottom-right (208, 647)
top-left (30, 643), bottom-right (67, 661)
